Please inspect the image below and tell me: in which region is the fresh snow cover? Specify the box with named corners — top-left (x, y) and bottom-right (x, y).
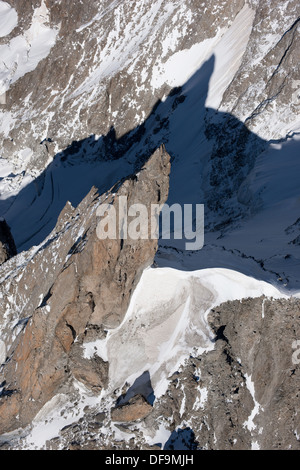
top-left (83, 338), bottom-right (108, 362)
top-left (151, 4), bottom-right (255, 110)
top-left (151, 36), bottom-right (222, 91)
top-left (103, 267), bottom-right (288, 399)
top-left (0, 0), bottom-right (59, 96)
top-left (207, 4), bottom-right (255, 110)
top-left (20, 381), bottom-right (104, 450)
top-left (0, 1), bottom-right (18, 38)
top-left (251, 441), bottom-right (261, 450)
top-left (10, 265), bottom-right (294, 449)
top-left (193, 386), bottom-right (209, 412)
top-left (71, 0), bottom-right (180, 99)
top-left (140, 421), bottom-right (171, 448)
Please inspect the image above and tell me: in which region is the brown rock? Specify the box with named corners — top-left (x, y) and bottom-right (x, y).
top-left (0, 145), bottom-right (170, 434)
top-left (111, 395), bottom-right (153, 422)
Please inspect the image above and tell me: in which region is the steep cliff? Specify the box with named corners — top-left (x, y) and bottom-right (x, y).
top-left (0, 0), bottom-right (299, 451)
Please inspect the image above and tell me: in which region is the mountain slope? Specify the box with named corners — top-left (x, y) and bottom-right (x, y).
top-left (0, 0), bottom-right (299, 451)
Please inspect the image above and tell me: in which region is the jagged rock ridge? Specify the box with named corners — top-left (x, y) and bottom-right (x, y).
top-left (0, 145), bottom-right (170, 437)
top-left (0, 0), bottom-right (299, 452)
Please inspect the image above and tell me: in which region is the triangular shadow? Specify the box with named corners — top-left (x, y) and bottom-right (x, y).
top-left (1, 54), bottom-right (299, 289)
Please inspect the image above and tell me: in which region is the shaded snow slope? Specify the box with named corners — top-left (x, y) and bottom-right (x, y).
top-left (0, 55), bottom-right (299, 289)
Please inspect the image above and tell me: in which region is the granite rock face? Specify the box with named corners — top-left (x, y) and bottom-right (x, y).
top-left (12, 295), bottom-right (298, 451)
top-left (0, 145), bottom-right (170, 435)
top-left (0, 0), bottom-right (299, 452)
top-left (155, 296), bottom-right (300, 451)
top-left (111, 395), bottom-right (153, 423)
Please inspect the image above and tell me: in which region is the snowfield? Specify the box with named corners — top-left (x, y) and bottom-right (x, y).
top-left (0, 0), bottom-right (59, 96)
top-left (0, 1), bottom-right (18, 38)
top-left (103, 267), bottom-right (289, 398)
top-left (151, 4), bottom-right (255, 111)
top-left (0, 0), bottom-right (299, 450)
top-left (13, 265), bottom-right (294, 450)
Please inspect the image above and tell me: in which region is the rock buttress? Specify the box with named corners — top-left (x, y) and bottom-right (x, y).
top-left (0, 145), bottom-right (171, 434)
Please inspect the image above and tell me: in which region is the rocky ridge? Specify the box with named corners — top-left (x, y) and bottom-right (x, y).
top-left (2, 295), bottom-right (298, 451)
top-left (0, 0), bottom-right (299, 452)
top-left (0, 145), bottom-right (170, 438)
top-left (0, 0), bottom-right (299, 290)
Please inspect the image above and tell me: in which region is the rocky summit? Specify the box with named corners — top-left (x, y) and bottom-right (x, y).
top-left (0, 0), bottom-right (299, 451)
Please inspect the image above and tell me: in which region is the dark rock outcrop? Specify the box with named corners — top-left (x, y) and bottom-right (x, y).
top-left (0, 219), bottom-right (17, 265)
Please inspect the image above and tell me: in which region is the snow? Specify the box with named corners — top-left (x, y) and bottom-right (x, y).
top-left (251, 441), bottom-right (260, 450)
top-left (104, 266), bottom-right (288, 399)
top-left (193, 386), bottom-right (208, 412)
top-left (243, 374), bottom-right (263, 433)
top-left (72, 0), bottom-right (179, 99)
top-left (151, 36), bottom-right (222, 91)
top-left (151, 4), bottom-right (255, 110)
top-left (261, 298), bottom-right (267, 318)
top-left (83, 338), bottom-right (108, 362)
top-left (0, 0), bottom-right (59, 96)
top-left (0, 157), bottom-right (14, 179)
top-left (21, 380), bottom-right (103, 450)
top-left (0, 339), bottom-right (6, 364)
top-left (1, 155), bottom-right (132, 251)
top-left (0, 1), bottom-right (18, 38)
top-left (141, 421), bottom-right (171, 448)
top-left (23, 394), bottom-right (73, 449)
top-left (207, 5), bottom-right (256, 110)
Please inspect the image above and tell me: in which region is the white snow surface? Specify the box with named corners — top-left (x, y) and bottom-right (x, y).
top-left (102, 267), bottom-right (288, 398)
top-left (243, 373), bottom-right (263, 435)
top-left (11, 265), bottom-right (293, 450)
top-left (0, 1), bottom-right (18, 38)
top-left (0, 338), bottom-right (6, 364)
top-left (151, 4), bottom-right (255, 110)
top-left (0, 0), bottom-right (59, 95)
